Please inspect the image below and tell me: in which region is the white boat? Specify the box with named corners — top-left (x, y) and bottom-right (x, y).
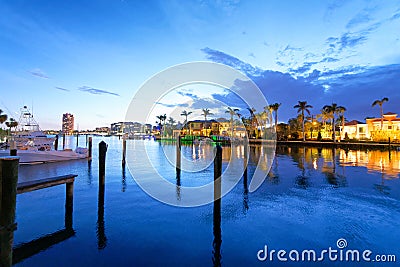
top-left (13, 106), bottom-right (55, 151)
top-left (3, 106), bottom-right (88, 164)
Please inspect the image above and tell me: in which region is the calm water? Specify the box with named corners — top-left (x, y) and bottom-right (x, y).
top-left (13, 136), bottom-right (400, 266)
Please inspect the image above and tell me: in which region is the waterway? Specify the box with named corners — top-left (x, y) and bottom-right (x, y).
top-left (13, 136), bottom-right (400, 266)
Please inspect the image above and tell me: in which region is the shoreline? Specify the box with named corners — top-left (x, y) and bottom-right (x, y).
top-left (274, 140), bottom-right (400, 150)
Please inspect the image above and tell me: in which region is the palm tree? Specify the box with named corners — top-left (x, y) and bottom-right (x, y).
top-left (294, 101), bottom-right (313, 141)
top-left (5, 118), bottom-right (18, 134)
top-left (323, 103), bottom-right (345, 143)
top-left (0, 109), bottom-right (8, 124)
top-left (269, 103), bottom-right (281, 130)
top-left (372, 97), bottom-right (389, 130)
top-left (226, 107), bottom-right (239, 137)
top-left (337, 106), bottom-right (347, 140)
top-left (168, 117), bottom-right (176, 127)
top-left (156, 114), bottom-right (167, 136)
top-left (180, 110), bottom-right (192, 132)
top-left (202, 108), bottom-right (213, 135)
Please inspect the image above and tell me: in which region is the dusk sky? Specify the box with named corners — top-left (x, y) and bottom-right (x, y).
top-left (1, 0), bottom-right (399, 130)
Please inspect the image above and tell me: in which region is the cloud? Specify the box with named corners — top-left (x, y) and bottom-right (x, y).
top-left (189, 98), bottom-right (223, 110)
top-left (326, 32), bottom-right (368, 52)
top-left (202, 48), bottom-right (400, 123)
top-left (390, 12), bottom-right (400, 21)
top-left (324, 0), bottom-right (348, 20)
top-left (176, 91), bottom-right (199, 99)
top-left (55, 86), bottom-right (69, 91)
top-left (201, 47), bottom-right (262, 75)
top-left (346, 10), bottom-right (373, 29)
top-left (29, 68), bottom-right (49, 79)
top-left (78, 86), bottom-right (120, 96)
top-left (155, 102), bottom-right (189, 108)
top-left (325, 22), bottom-right (382, 56)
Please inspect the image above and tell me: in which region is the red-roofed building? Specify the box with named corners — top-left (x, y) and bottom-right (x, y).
top-left (365, 112), bottom-right (400, 141)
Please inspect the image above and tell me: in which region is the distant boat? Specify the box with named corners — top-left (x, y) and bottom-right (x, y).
top-left (13, 106), bottom-right (55, 151)
top-left (4, 106), bottom-right (88, 164)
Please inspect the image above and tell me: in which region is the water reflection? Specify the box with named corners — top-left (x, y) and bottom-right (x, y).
top-left (97, 177), bottom-right (107, 249)
top-left (176, 169), bottom-right (181, 201)
top-left (87, 161), bottom-right (93, 185)
top-left (122, 166), bottom-right (127, 192)
top-left (339, 149), bottom-right (400, 179)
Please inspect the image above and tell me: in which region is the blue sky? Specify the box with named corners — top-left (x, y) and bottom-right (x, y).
top-left (0, 0), bottom-right (399, 129)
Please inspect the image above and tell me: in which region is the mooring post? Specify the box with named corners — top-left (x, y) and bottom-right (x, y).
top-left (214, 145), bottom-right (222, 201)
top-left (99, 141), bottom-right (107, 188)
top-left (122, 136), bottom-right (126, 167)
top-left (213, 145), bottom-right (222, 266)
top-left (65, 182), bottom-right (74, 230)
top-left (0, 157), bottom-right (19, 267)
top-left (388, 137), bottom-right (391, 150)
top-left (62, 134), bottom-right (66, 150)
top-left (76, 132), bottom-right (79, 148)
top-left (97, 141), bottom-right (107, 249)
top-left (176, 135), bottom-right (181, 172)
top-left (54, 135), bottom-right (59, 151)
top-left (9, 141), bottom-right (17, 156)
top-left (86, 134), bottom-right (88, 147)
top-left (88, 137), bottom-right (93, 162)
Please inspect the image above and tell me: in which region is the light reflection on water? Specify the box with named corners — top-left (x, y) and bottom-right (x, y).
top-left (12, 137), bottom-right (400, 267)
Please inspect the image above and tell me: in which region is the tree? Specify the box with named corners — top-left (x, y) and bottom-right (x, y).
top-left (323, 103), bottom-right (345, 143)
top-left (168, 117), bottom-right (176, 127)
top-left (372, 97), bottom-right (389, 130)
top-left (202, 108), bottom-right (213, 135)
top-left (293, 101), bottom-right (313, 141)
top-left (156, 114), bottom-right (167, 136)
top-left (226, 107), bottom-right (239, 137)
top-left (269, 103), bottom-right (281, 130)
top-left (180, 110), bottom-right (192, 132)
top-left (337, 107), bottom-right (347, 140)
top-left (0, 109), bottom-right (7, 124)
top-left (5, 118), bottom-right (18, 134)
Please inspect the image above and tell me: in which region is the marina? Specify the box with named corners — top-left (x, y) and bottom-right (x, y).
top-left (1, 136), bottom-right (398, 266)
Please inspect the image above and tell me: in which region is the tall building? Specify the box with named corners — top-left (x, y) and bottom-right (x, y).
top-left (62, 113), bottom-right (74, 135)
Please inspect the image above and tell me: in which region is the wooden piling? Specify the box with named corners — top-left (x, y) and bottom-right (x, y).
top-left (65, 182), bottom-right (74, 230)
top-left (9, 141), bottom-right (17, 156)
top-left (62, 134), bottom-right (66, 150)
top-left (54, 135), bottom-right (59, 151)
top-left (176, 135), bottom-right (181, 172)
top-left (88, 137), bottom-right (92, 161)
top-left (213, 145), bottom-right (222, 266)
top-left (99, 141), bottom-right (107, 188)
top-left (122, 136), bottom-right (126, 167)
top-left (76, 132), bottom-right (79, 148)
top-left (97, 141), bottom-right (107, 249)
top-left (214, 145), bottom-right (222, 201)
top-left (0, 157), bottom-right (19, 267)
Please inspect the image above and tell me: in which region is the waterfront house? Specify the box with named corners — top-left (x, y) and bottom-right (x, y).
top-left (182, 120), bottom-right (220, 136)
top-left (341, 120), bottom-right (369, 140)
top-left (366, 112), bottom-right (400, 142)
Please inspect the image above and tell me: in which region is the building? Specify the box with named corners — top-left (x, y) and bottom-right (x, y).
top-left (341, 120), bottom-right (368, 140)
top-left (182, 120), bottom-right (220, 136)
top-left (366, 112), bottom-right (400, 141)
top-left (110, 122), bottom-right (153, 136)
top-left (95, 127), bottom-right (110, 134)
top-left (62, 113), bottom-right (74, 135)
top-left (340, 112), bottom-right (400, 142)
